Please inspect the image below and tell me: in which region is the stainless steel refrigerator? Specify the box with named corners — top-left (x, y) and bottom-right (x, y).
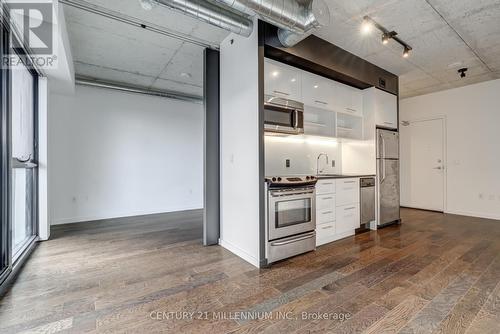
top-left (376, 128), bottom-right (401, 226)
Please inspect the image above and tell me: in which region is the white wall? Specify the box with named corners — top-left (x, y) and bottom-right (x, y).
top-left (219, 20), bottom-right (260, 267)
top-left (265, 136), bottom-right (341, 176)
top-left (400, 79), bottom-right (500, 220)
top-left (49, 85), bottom-right (203, 224)
top-left (341, 140), bottom-right (376, 175)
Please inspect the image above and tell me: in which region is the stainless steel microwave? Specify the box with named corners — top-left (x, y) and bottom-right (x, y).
top-left (264, 95), bottom-right (304, 135)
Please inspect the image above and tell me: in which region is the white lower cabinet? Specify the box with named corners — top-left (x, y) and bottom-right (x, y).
top-left (336, 204), bottom-right (360, 234)
top-left (316, 178), bottom-right (360, 246)
top-left (316, 221), bottom-right (336, 245)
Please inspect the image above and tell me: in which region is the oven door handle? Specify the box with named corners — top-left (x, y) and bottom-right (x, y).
top-left (270, 232), bottom-right (315, 246)
top-left (270, 189), bottom-right (314, 197)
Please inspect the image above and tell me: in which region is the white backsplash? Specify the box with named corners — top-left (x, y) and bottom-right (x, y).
top-left (265, 135), bottom-right (342, 176)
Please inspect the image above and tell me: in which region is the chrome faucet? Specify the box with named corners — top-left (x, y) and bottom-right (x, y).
top-left (316, 153), bottom-right (329, 175)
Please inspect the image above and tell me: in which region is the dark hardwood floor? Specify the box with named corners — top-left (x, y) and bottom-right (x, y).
top-left (0, 208), bottom-right (499, 333)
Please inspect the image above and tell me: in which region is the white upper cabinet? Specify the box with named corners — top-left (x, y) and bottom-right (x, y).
top-left (364, 87), bottom-right (398, 129)
top-left (264, 58), bottom-right (302, 101)
top-left (302, 71), bottom-right (363, 116)
top-left (335, 82), bottom-right (363, 117)
top-left (302, 73), bottom-right (336, 111)
top-left (303, 105), bottom-right (336, 137)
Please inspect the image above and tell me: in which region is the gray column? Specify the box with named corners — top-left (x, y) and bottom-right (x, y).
top-left (203, 48), bottom-right (220, 246)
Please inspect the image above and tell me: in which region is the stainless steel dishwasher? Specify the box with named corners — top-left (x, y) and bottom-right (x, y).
top-left (360, 177), bottom-right (376, 226)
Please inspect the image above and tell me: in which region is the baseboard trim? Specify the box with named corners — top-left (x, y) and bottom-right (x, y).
top-left (51, 206), bottom-right (203, 225)
top-left (444, 210), bottom-right (500, 221)
top-left (219, 239), bottom-right (260, 268)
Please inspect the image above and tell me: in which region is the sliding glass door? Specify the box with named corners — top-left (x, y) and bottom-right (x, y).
top-left (1, 18), bottom-right (39, 288)
top-left (11, 52), bottom-right (38, 260)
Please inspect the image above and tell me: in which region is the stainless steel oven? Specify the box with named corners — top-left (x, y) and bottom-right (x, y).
top-left (266, 176), bottom-right (317, 264)
top-left (264, 95), bottom-right (304, 135)
top-left (268, 186), bottom-right (315, 240)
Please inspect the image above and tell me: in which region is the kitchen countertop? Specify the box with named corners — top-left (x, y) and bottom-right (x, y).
top-left (316, 174), bottom-right (375, 179)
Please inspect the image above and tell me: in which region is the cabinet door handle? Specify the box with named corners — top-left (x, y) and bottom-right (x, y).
top-left (321, 226), bottom-right (333, 229)
top-left (273, 90), bottom-right (290, 96)
top-left (346, 108), bottom-right (356, 113)
top-left (322, 211), bottom-right (333, 215)
top-left (343, 181), bottom-right (356, 184)
top-left (344, 207), bottom-right (356, 211)
top-left (384, 122), bottom-right (394, 125)
top-left (315, 100), bottom-right (328, 105)
top-left (321, 182), bottom-right (334, 185)
top-left (321, 197), bottom-right (333, 200)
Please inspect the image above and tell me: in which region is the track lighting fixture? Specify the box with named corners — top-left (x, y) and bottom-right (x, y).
top-left (362, 16), bottom-right (412, 59)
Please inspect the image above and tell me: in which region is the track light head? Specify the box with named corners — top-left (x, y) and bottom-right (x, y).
top-left (403, 46), bottom-right (411, 58)
top-left (382, 31), bottom-right (397, 45)
top-left (382, 33), bottom-right (390, 45)
top-left (361, 16), bottom-right (373, 34)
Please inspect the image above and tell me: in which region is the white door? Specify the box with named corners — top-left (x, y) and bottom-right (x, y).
top-left (400, 118), bottom-right (445, 211)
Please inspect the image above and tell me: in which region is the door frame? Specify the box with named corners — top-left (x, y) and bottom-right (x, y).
top-left (400, 115), bottom-right (447, 212)
top-left (0, 14), bottom-right (11, 287)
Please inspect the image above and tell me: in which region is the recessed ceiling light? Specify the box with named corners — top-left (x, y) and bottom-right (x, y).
top-left (271, 71), bottom-right (279, 77)
top-left (314, 85), bottom-right (319, 89)
top-left (180, 72), bottom-right (192, 78)
top-left (139, 0), bottom-right (155, 11)
top-left (291, 78), bottom-right (296, 82)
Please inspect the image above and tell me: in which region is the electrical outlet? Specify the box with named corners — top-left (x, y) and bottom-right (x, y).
top-left (332, 160), bottom-right (336, 168)
top-left (285, 159), bottom-right (291, 168)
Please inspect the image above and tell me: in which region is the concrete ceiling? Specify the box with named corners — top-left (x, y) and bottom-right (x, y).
top-left (317, 0), bottom-right (500, 98)
top-left (64, 0), bottom-right (500, 99)
top-left (62, 0), bottom-right (229, 98)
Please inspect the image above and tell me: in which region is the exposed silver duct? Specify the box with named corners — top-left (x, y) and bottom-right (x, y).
top-left (276, 0), bottom-right (330, 47)
top-left (154, 0), bottom-right (254, 37)
top-left (214, 0), bottom-right (331, 47)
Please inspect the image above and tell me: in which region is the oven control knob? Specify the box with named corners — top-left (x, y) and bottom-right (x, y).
top-left (277, 177), bottom-right (282, 181)
top-left (306, 176), bottom-right (310, 180)
top-left (272, 177), bottom-right (277, 182)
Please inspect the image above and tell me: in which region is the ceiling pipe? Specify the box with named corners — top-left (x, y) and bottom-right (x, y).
top-left (213, 0), bottom-right (330, 47)
top-left (154, 0), bottom-right (330, 47)
top-left (154, 0), bottom-right (254, 37)
top-left (76, 77), bottom-right (203, 103)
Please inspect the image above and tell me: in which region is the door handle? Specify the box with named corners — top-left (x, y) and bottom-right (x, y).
top-left (433, 166), bottom-right (443, 170)
top-left (270, 232), bottom-right (315, 246)
top-left (380, 159), bottom-right (386, 183)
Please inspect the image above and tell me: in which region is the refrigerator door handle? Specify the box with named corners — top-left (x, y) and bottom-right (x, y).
top-left (380, 159), bottom-right (386, 184)
top-left (381, 134), bottom-right (386, 160)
